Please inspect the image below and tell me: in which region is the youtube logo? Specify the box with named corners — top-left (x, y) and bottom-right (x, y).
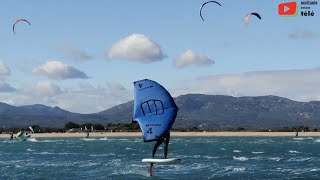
top-left (278, 2), bottom-right (298, 16)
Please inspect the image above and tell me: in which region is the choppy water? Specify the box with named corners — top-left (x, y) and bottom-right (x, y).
top-left (1, 136), bottom-right (320, 179)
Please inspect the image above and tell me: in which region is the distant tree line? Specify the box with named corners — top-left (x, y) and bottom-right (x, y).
top-left (64, 122), bottom-right (140, 132)
top-left (1, 122), bottom-right (319, 133)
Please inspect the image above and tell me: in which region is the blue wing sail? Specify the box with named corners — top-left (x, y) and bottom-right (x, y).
top-left (133, 79), bottom-right (178, 142)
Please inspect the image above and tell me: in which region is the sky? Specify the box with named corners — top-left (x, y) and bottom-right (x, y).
top-left (0, 0), bottom-right (319, 113)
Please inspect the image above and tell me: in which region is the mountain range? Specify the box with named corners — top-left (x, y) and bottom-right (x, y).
top-left (1, 94), bottom-right (320, 128)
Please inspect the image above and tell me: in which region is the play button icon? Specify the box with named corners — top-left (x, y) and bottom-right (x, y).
top-left (284, 5), bottom-right (290, 13)
top-left (278, 2), bottom-right (297, 16)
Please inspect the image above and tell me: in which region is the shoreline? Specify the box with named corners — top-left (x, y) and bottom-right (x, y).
top-left (1, 131), bottom-right (320, 138)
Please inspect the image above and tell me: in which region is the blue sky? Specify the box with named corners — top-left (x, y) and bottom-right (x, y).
top-left (0, 0), bottom-right (319, 113)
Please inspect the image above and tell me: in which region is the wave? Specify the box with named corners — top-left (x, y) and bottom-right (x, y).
top-left (82, 138), bottom-right (97, 141)
top-left (224, 166), bottom-right (247, 172)
top-left (184, 163), bottom-right (211, 171)
top-left (314, 138), bottom-right (320, 143)
top-left (233, 156), bottom-right (249, 161)
top-left (25, 138), bottom-right (62, 143)
top-left (79, 162), bottom-right (100, 167)
top-left (42, 140), bottom-right (63, 143)
top-left (252, 151), bottom-right (264, 154)
top-left (293, 137), bottom-right (305, 140)
top-left (249, 139), bottom-right (275, 144)
top-left (34, 152), bottom-right (55, 155)
top-left (232, 167), bottom-right (247, 172)
top-left (99, 137), bottom-right (108, 141)
top-left (203, 155), bottom-right (219, 159)
top-left (89, 153), bottom-right (116, 157)
top-left (289, 150), bottom-right (301, 154)
top-left (269, 157), bottom-right (282, 161)
top-left (288, 157), bottom-right (310, 162)
top-left (111, 169), bottom-right (150, 178)
top-left (310, 168), bottom-right (320, 172)
top-left (26, 138), bottom-right (37, 142)
top-left (58, 152), bottom-right (78, 155)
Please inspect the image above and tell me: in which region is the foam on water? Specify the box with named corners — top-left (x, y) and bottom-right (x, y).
top-left (288, 157), bottom-right (311, 162)
top-left (269, 157), bottom-right (282, 161)
top-left (82, 138), bottom-right (97, 141)
top-left (58, 152), bottom-right (78, 155)
top-left (203, 155), bottom-right (219, 159)
top-left (223, 166), bottom-right (247, 174)
top-left (233, 156), bottom-right (249, 161)
top-left (252, 151), bottom-right (264, 154)
top-left (232, 167), bottom-right (247, 172)
top-left (99, 137), bottom-right (108, 141)
top-left (79, 162), bottom-right (100, 167)
top-left (89, 153), bottom-right (116, 157)
top-left (42, 139), bottom-right (64, 143)
top-left (293, 137), bottom-right (305, 140)
top-left (314, 138), bottom-right (320, 142)
top-left (37, 152), bottom-right (55, 155)
top-left (26, 138), bottom-right (37, 142)
top-left (289, 150), bottom-right (301, 154)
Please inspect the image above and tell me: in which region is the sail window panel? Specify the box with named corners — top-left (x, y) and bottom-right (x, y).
top-left (141, 100), bottom-right (164, 116)
top-left (148, 101), bottom-right (157, 114)
top-left (154, 100), bottom-right (164, 115)
top-left (141, 101), bottom-right (151, 115)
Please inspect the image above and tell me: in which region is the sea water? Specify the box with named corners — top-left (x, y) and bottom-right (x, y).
top-left (1, 136), bottom-right (320, 179)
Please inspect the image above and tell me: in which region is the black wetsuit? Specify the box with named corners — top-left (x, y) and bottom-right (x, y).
top-left (152, 131), bottom-right (170, 159)
top-left (150, 131), bottom-right (171, 176)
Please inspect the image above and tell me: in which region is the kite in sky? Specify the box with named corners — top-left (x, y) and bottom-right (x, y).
top-left (13, 18), bottom-right (31, 34)
top-left (199, 1), bottom-right (222, 21)
top-left (245, 13), bottom-right (262, 25)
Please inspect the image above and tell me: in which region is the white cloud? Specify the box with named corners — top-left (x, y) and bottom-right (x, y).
top-left (0, 81), bottom-right (15, 92)
top-left (174, 49), bottom-right (214, 68)
top-left (106, 81), bottom-right (126, 91)
top-left (59, 44), bottom-right (93, 61)
top-left (32, 81), bottom-right (62, 97)
top-left (106, 34), bottom-right (166, 63)
top-left (290, 30), bottom-right (315, 39)
top-left (52, 82), bottom-right (132, 113)
top-left (0, 60), bottom-right (11, 76)
top-left (175, 68), bottom-right (320, 102)
top-left (32, 61), bottom-right (89, 80)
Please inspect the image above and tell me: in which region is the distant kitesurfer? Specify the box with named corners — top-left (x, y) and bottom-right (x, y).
top-left (86, 132), bottom-right (89, 138)
top-left (295, 131), bottom-right (298, 137)
top-left (9, 133), bottom-right (13, 140)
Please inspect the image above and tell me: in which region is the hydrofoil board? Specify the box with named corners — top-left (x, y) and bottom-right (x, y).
top-left (142, 158), bottom-right (181, 164)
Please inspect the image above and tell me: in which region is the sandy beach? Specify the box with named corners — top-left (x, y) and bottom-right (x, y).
top-left (1, 131), bottom-right (320, 139)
